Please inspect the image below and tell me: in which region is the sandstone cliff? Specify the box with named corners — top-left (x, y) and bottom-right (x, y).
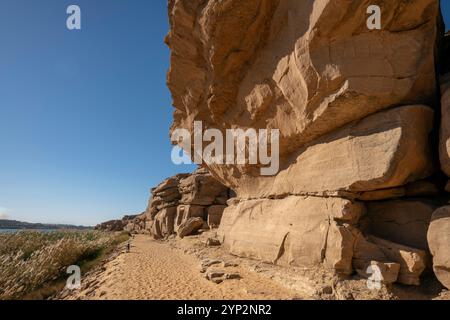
top-left (166, 0), bottom-right (449, 288)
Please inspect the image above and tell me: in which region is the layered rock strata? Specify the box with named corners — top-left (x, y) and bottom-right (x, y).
top-left (144, 168), bottom-right (230, 239)
top-left (166, 0), bottom-right (445, 287)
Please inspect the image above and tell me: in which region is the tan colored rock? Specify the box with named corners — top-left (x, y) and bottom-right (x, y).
top-left (323, 223), bottom-right (356, 276)
top-left (229, 105), bottom-right (434, 199)
top-left (218, 196), bottom-right (363, 274)
top-left (151, 207), bottom-right (178, 239)
top-left (427, 206), bottom-right (450, 289)
top-left (179, 172), bottom-right (229, 206)
top-left (366, 199), bottom-right (438, 250)
top-left (175, 205), bottom-right (205, 232)
top-left (352, 232), bottom-right (389, 271)
top-left (177, 217), bottom-right (204, 238)
top-left (130, 168), bottom-right (231, 237)
top-left (356, 261), bottom-right (400, 285)
top-left (207, 205), bottom-right (226, 228)
top-left (349, 179), bottom-right (441, 201)
top-left (167, 0), bottom-right (440, 199)
top-left (368, 236), bottom-right (427, 286)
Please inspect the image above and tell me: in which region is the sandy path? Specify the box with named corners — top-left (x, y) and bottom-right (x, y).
top-left (68, 235), bottom-right (296, 300)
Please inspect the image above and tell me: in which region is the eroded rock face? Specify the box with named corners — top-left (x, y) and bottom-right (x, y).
top-left (139, 168), bottom-right (231, 239)
top-left (166, 0), bottom-right (443, 284)
top-left (218, 196), bottom-right (364, 275)
top-left (427, 206), bottom-right (450, 289)
top-left (95, 215), bottom-right (138, 232)
top-left (167, 0), bottom-right (440, 198)
top-left (232, 105), bottom-right (434, 199)
top-left (365, 199), bottom-right (439, 251)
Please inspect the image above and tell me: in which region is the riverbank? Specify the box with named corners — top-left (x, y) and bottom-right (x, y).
top-left (0, 230), bottom-right (129, 300)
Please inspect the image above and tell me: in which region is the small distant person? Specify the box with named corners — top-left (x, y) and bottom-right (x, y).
top-left (126, 241), bottom-right (131, 253)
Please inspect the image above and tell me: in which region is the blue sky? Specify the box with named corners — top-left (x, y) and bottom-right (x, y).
top-left (0, 1), bottom-right (449, 226)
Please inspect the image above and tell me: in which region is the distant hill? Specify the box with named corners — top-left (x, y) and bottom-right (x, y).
top-left (0, 219), bottom-right (92, 230)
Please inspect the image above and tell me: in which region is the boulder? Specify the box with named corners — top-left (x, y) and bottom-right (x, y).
top-left (352, 232), bottom-right (389, 271)
top-left (368, 236), bottom-right (427, 286)
top-left (365, 199), bottom-right (438, 250)
top-left (206, 238), bottom-right (221, 247)
top-left (356, 261), bottom-right (401, 285)
top-left (167, 0), bottom-right (440, 199)
top-left (177, 217), bottom-right (204, 238)
top-left (352, 233), bottom-right (427, 285)
top-left (427, 206), bottom-right (450, 289)
top-left (218, 196), bottom-right (364, 274)
top-left (175, 205), bottom-right (205, 232)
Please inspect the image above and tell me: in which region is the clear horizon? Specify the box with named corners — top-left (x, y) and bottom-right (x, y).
top-left (0, 1), bottom-right (449, 226)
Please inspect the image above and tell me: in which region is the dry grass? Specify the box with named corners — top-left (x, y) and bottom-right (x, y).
top-left (0, 230), bottom-right (128, 300)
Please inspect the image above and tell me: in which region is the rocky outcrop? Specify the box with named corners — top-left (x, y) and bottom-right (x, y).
top-left (143, 168), bottom-right (230, 239)
top-left (94, 215), bottom-right (138, 232)
top-left (428, 206), bottom-right (450, 289)
top-left (232, 105), bottom-right (434, 199)
top-left (218, 196), bottom-right (363, 275)
top-left (167, 0), bottom-right (440, 198)
top-left (177, 217), bottom-right (204, 239)
top-left (166, 0), bottom-right (444, 286)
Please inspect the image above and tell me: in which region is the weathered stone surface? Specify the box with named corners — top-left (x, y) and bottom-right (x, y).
top-left (347, 179), bottom-right (442, 201)
top-left (440, 74), bottom-right (450, 176)
top-left (121, 168), bottom-right (230, 237)
top-left (207, 205), bottom-right (226, 228)
top-left (352, 232), bottom-right (427, 285)
top-left (352, 232), bottom-right (389, 271)
top-left (218, 196), bottom-right (363, 274)
top-left (427, 206), bottom-right (450, 289)
top-left (206, 238), bottom-right (221, 247)
top-left (167, 0), bottom-right (440, 199)
top-left (366, 199), bottom-right (438, 250)
top-left (323, 223), bottom-right (356, 276)
top-left (368, 236), bottom-right (427, 286)
top-left (230, 106), bottom-right (434, 199)
top-left (175, 205), bottom-right (205, 232)
top-left (356, 261), bottom-right (400, 285)
top-left (205, 269), bottom-right (226, 284)
top-left (177, 217), bottom-right (204, 238)
top-left (151, 207), bottom-right (178, 239)
top-left (95, 215), bottom-right (139, 232)
top-left (179, 170), bottom-right (229, 206)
